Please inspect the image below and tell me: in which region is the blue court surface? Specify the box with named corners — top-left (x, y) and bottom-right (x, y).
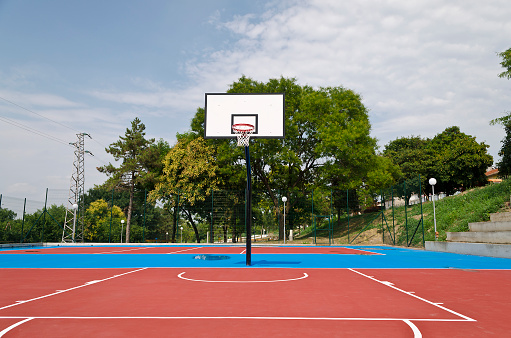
top-left (1, 245), bottom-right (510, 269)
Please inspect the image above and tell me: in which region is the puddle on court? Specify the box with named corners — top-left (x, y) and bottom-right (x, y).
top-left (193, 254), bottom-right (231, 261)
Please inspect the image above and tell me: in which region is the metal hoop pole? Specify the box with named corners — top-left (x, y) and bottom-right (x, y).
top-left (245, 145), bottom-right (252, 266)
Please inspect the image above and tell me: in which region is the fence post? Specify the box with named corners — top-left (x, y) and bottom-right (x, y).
top-left (210, 189), bottom-right (214, 243)
top-left (381, 189), bottom-right (385, 243)
top-left (143, 189), bottom-right (147, 243)
top-left (109, 187), bottom-right (114, 243)
top-left (404, 181), bottom-right (408, 245)
top-left (41, 188), bottom-right (48, 242)
top-left (347, 189), bottom-right (350, 243)
top-left (392, 186), bottom-right (395, 242)
top-left (419, 175), bottom-right (425, 247)
top-left (21, 198), bottom-right (26, 243)
top-left (177, 190), bottom-right (180, 236)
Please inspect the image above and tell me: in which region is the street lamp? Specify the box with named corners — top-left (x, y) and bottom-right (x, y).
top-left (71, 203), bottom-right (78, 243)
top-left (180, 226), bottom-right (183, 243)
top-left (282, 196), bottom-right (287, 244)
top-left (120, 220), bottom-right (125, 243)
top-left (429, 178), bottom-right (438, 240)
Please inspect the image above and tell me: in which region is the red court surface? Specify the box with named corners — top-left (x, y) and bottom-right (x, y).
top-left (1, 267), bottom-right (510, 337)
top-left (0, 245), bottom-right (379, 255)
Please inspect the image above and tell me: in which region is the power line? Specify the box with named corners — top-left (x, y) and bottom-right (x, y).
top-left (0, 94), bottom-right (113, 164)
top-left (0, 114), bottom-right (73, 147)
top-left (0, 95), bottom-right (79, 133)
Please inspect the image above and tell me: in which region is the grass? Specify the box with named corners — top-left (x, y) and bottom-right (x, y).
top-left (294, 179), bottom-right (511, 247)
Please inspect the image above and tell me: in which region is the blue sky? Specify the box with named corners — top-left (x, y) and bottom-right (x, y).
top-left (1, 0), bottom-right (510, 203)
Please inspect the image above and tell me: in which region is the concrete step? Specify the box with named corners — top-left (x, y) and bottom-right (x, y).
top-left (469, 221), bottom-right (511, 232)
top-left (490, 212), bottom-right (511, 223)
top-left (426, 241), bottom-right (511, 259)
top-left (447, 231), bottom-right (511, 244)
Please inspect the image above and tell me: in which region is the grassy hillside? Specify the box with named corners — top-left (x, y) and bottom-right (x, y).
top-left (294, 179), bottom-right (511, 246)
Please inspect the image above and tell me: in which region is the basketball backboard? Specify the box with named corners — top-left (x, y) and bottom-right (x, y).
top-left (204, 93), bottom-right (285, 139)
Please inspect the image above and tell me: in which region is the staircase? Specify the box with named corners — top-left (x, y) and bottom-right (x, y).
top-left (425, 212), bottom-right (511, 258)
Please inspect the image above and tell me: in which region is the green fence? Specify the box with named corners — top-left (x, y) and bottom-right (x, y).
top-left (0, 177), bottom-right (425, 247)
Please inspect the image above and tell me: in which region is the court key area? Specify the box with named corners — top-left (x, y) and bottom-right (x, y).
top-left (1, 244), bottom-right (510, 337)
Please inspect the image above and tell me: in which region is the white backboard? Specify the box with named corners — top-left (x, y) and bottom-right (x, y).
top-left (204, 93), bottom-right (285, 139)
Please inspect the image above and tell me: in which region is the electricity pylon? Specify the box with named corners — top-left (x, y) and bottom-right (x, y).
top-left (62, 133), bottom-right (92, 243)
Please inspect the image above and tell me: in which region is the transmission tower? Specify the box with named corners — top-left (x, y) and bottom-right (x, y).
top-left (62, 133), bottom-right (92, 243)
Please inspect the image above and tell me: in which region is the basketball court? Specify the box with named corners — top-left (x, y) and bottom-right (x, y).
top-left (2, 94), bottom-right (508, 337)
top-left (1, 244), bottom-right (511, 337)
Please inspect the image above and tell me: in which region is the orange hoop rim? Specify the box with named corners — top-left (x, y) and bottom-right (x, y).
top-left (232, 123), bottom-right (255, 133)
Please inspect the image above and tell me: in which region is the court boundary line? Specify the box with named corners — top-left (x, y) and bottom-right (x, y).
top-left (166, 247), bottom-right (201, 254)
top-left (92, 247), bottom-right (154, 254)
top-left (0, 315), bottom-right (475, 338)
top-left (348, 268), bottom-right (476, 322)
top-left (0, 268), bottom-right (147, 311)
top-left (0, 315), bottom-right (474, 321)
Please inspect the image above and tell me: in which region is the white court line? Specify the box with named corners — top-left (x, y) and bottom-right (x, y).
top-left (0, 315), bottom-right (474, 321)
top-left (166, 247), bottom-right (201, 254)
top-left (348, 268), bottom-right (476, 322)
top-left (0, 315), bottom-right (469, 338)
top-left (0, 318), bottom-right (33, 337)
top-left (404, 319), bottom-right (422, 338)
top-left (93, 247), bottom-right (154, 254)
top-left (240, 249), bottom-right (246, 254)
top-left (0, 268), bottom-right (147, 311)
top-left (178, 272), bottom-right (308, 283)
top-left (347, 248), bottom-right (385, 256)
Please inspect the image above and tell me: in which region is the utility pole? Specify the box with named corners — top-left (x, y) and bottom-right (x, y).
top-left (62, 133), bottom-right (92, 243)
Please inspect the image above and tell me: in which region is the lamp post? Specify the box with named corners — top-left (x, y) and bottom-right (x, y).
top-left (120, 220), bottom-right (125, 243)
top-left (282, 196), bottom-right (287, 244)
top-left (429, 178), bottom-right (438, 240)
top-left (180, 226), bottom-right (183, 243)
top-left (71, 203), bottom-right (78, 243)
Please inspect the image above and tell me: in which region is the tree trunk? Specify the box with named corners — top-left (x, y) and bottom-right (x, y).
top-left (223, 226), bottom-right (228, 243)
top-left (171, 204), bottom-right (177, 243)
top-left (184, 209), bottom-right (201, 243)
top-left (126, 179), bottom-right (135, 243)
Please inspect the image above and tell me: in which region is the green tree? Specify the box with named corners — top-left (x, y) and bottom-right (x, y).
top-left (386, 127), bottom-right (492, 195)
top-left (97, 117), bottom-right (157, 243)
top-left (490, 123), bottom-right (511, 177)
top-left (18, 205), bottom-right (66, 243)
top-left (191, 76), bottom-right (388, 239)
top-left (498, 47), bottom-right (511, 79)
top-left (0, 208), bottom-right (19, 242)
top-left (383, 136), bottom-right (428, 180)
top-left (489, 47), bottom-right (511, 176)
top-left (428, 126), bottom-right (493, 194)
top-left (150, 134), bottom-right (221, 243)
top-left (84, 199), bottom-right (125, 242)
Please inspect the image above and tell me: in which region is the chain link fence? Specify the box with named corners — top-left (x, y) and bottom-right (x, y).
top-left (1, 177), bottom-right (425, 247)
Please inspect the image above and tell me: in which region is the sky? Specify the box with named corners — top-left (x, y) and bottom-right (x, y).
top-left (0, 0), bottom-right (510, 204)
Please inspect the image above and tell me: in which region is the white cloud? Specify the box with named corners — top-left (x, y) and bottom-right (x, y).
top-left (2, 0), bottom-right (510, 199)
top-left (181, 0), bottom-right (511, 160)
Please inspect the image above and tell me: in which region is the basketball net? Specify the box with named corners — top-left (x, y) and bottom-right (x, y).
top-left (232, 123), bottom-right (254, 147)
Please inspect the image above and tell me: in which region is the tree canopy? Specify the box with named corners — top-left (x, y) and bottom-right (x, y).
top-left (490, 47), bottom-right (511, 176)
top-left (498, 47), bottom-right (511, 80)
top-left (149, 134), bottom-right (221, 243)
top-left (97, 117), bottom-right (159, 243)
top-left (187, 76), bottom-right (399, 239)
top-left (384, 126), bottom-right (493, 195)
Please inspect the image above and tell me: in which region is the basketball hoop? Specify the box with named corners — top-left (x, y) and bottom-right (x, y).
top-left (232, 123), bottom-right (254, 147)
